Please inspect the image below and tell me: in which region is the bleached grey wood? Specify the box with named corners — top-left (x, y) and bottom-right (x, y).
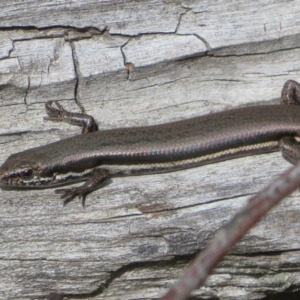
top-left (180, 0), bottom-right (300, 54)
top-left (1, 1), bottom-right (300, 299)
top-left (0, 1), bottom-right (184, 35)
top-left (123, 34), bottom-right (207, 67)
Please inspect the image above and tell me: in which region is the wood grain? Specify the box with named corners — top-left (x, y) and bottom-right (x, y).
top-left (1, 1), bottom-right (300, 299)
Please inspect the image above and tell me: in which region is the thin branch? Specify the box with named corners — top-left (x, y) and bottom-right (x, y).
top-left (160, 162), bottom-right (300, 300)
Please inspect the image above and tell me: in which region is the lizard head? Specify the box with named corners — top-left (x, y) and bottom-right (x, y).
top-left (0, 150), bottom-right (45, 189)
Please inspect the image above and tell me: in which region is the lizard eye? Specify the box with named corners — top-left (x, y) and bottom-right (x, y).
top-left (20, 168), bottom-right (33, 180)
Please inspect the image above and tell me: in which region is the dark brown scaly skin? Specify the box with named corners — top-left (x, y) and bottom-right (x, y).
top-left (1, 80), bottom-right (300, 205)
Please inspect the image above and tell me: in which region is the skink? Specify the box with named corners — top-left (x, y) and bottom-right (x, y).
top-left (1, 80), bottom-right (300, 205)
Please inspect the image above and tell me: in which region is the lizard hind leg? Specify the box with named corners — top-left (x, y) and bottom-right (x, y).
top-left (281, 80), bottom-right (300, 105)
top-left (279, 136), bottom-right (300, 165)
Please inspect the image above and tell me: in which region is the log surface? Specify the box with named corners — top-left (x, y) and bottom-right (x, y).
top-left (1, 1), bottom-right (300, 299)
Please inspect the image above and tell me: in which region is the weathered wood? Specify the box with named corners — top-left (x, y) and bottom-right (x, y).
top-left (1, 1), bottom-right (300, 299)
